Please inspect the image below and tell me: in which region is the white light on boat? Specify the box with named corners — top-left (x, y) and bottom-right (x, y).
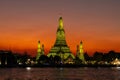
top-left (116, 67), bottom-right (120, 70)
top-left (26, 67), bottom-right (31, 71)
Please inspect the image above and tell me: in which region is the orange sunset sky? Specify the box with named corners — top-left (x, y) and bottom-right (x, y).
top-left (0, 0), bottom-right (120, 56)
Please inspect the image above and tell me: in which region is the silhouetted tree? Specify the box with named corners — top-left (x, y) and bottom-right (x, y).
top-left (75, 56), bottom-right (82, 64)
top-left (84, 52), bottom-right (90, 61)
top-left (49, 55), bottom-right (54, 64)
top-left (54, 55), bottom-right (61, 64)
top-left (38, 55), bottom-right (49, 64)
top-left (93, 52), bottom-right (103, 62)
top-left (105, 50), bottom-right (117, 62)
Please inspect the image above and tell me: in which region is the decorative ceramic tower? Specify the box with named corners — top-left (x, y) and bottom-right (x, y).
top-left (78, 41), bottom-right (85, 62)
top-left (47, 17), bottom-right (75, 60)
top-left (36, 41), bottom-right (42, 60)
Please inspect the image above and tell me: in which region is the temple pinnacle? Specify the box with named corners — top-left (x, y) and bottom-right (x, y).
top-left (79, 41), bottom-right (85, 62)
top-left (59, 17), bottom-right (63, 29)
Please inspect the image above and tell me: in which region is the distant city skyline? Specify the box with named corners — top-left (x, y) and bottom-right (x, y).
top-left (0, 0), bottom-right (120, 56)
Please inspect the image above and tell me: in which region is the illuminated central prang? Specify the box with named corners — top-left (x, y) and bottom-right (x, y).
top-left (47, 17), bottom-right (75, 62)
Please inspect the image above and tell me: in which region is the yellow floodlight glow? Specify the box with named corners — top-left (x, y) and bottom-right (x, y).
top-left (59, 17), bottom-right (63, 29)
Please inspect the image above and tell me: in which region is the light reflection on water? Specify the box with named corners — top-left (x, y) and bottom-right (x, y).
top-left (0, 67), bottom-right (120, 80)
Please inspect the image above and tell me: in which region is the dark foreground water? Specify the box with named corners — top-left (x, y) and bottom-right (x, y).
top-left (0, 67), bottom-right (120, 80)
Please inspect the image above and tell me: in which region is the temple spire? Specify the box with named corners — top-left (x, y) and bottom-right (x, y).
top-left (59, 17), bottom-right (63, 29)
top-left (36, 40), bottom-right (44, 61)
top-left (79, 41), bottom-right (85, 62)
top-left (36, 41), bottom-right (41, 60)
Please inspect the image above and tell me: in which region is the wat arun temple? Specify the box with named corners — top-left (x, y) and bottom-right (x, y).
top-left (36, 17), bottom-right (85, 63)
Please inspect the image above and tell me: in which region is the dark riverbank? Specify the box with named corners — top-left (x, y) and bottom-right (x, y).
top-left (0, 64), bottom-right (118, 68)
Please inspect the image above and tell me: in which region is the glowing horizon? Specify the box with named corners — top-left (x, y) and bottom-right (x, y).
top-left (0, 0), bottom-right (120, 56)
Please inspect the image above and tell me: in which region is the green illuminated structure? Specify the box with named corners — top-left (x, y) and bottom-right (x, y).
top-left (76, 41), bottom-right (85, 62)
top-left (36, 41), bottom-right (44, 60)
top-left (47, 17), bottom-right (75, 62)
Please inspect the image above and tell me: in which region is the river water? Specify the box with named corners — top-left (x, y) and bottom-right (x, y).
top-left (0, 67), bottom-right (120, 80)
